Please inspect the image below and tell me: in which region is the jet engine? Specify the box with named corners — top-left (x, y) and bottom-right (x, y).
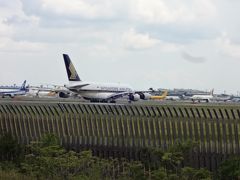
top-left (139, 93), bottom-right (151, 100)
top-left (58, 92), bottom-right (70, 98)
top-left (129, 94), bottom-right (140, 101)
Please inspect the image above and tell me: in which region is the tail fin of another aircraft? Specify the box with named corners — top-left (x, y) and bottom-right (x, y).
top-left (210, 89), bottom-right (214, 96)
top-left (150, 90), bottom-right (168, 100)
top-left (161, 90), bottom-right (168, 97)
top-left (20, 80), bottom-right (26, 90)
top-left (63, 54), bottom-right (81, 82)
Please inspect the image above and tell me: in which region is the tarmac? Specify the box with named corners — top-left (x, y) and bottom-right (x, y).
top-left (0, 96), bottom-right (239, 107)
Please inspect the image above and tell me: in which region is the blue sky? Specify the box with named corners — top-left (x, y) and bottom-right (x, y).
top-left (0, 0), bottom-right (240, 94)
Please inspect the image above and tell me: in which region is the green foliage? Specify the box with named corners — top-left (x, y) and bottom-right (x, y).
top-left (0, 133), bottom-right (214, 180)
top-left (40, 133), bottom-right (60, 147)
top-left (0, 169), bottom-right (33, 180)
top-left (181, 167), bottom-right (211, 180)
top-left (168, 140), bottom-right (198, 154)
top-left (218, 156), bottom-right (240, 179)
top-left (139, 147), bottom-right (164, 170)
top-left (0, 133), bottom-right (24, 163)
top-left (128, 161), bottom-right (146, 180)
top-left (151, 168), bottom-right (168, 180)
top-left (21, 133), bottom-right (86, 179)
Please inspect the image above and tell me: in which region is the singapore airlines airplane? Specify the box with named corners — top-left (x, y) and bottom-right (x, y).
top-left (63, 54), bottom-right (152, 103)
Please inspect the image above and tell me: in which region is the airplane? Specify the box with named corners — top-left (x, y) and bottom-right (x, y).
top-left (150, 90), bottom-right (168, 100)
top-left (63, 54), bottom-right (152, 103)
top-left (213, 94), bottom-right (234, 102)
top-left (27, 84), bottom-right (71, 98)
top-left (165, 95), bottom-right (182, 101)
top-left (190, 89), bottom-right (214, 103)
top-left (231, 96), bottom-right (240, 103)
top-left (0, 80), bottom-right (28, 98)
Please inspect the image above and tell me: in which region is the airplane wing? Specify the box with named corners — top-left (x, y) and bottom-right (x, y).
top-left (67, 84), bottom-right (90, 92)
top-left (134, 90), bottom-right (154, 94)
top-left (134, 87), bottom-right (156, 93)
top-left (68, 84), bottom-right (89, 89)
top-left (105, 92), bottom-right (131, 101)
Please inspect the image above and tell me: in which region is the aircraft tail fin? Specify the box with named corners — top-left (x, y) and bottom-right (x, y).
top-left (20, 80), bottom-right (27, 90)
top-left (150, 90), bottom-right (168, 100)
top-left (210, 89), bottom-right (214, 96)
top-left (161, 90), bottom-right (168, 97)
top-left (63, 54), bottom-right (81, 82)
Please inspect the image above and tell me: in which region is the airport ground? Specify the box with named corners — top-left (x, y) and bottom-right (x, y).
top-left (0, 95), bottom-right (239, 106)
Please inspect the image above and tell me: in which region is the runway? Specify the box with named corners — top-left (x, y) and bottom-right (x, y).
top-left (0, 96), bottom-right (239, 107)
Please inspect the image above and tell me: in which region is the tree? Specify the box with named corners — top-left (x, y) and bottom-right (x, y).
top-left (218, 156), bottom-right (240, 179)
top-left (181, 167), bottom-right (211, 180)
top-left (151, 168), bottom-right (168, 180)
top-left (0, 133), bottom-right (24, 165)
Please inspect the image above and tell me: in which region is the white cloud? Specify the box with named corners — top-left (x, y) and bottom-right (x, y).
top-left (216, 33), bottom-right (240, 59)
top-left (122, 28), bottom-right (159, 50)
top-left (129, 0), bottom-right (217, 24)
top-left (41, 0), bottom-right (115, 19)
top-left (1, 0), bottom-right (240, 93)
top-left (22, 0), bottom-right (217, 25)
top-left (122, 28), bottom-right (181, 51)
top-left (0, 37), bottom-right (44, 52)
top-left (0, 19), bottom-right (13, 37)
top-left (0, 0), bottom-right (42, 52)
top-left (158, 41), bottom-right (181, 52)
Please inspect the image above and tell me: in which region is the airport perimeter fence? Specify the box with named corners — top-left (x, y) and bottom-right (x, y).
top-left (0, 102), bottom-right (240, 171)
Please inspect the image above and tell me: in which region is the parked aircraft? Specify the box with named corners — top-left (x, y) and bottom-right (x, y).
top-left (165, 95), bottom-right (182, 101)
top-left (213, 94), bottom-right (234, 102)
top-left (231, 97), bottom-right (240, 102)
top-left (0, 80), bottom-right (28, 98)
top-left (190, 89), bottom-right (214, 103)
top-left (27, 84), bottom-right (70, 98)
top-left (150, 90), bottom-right (168, 100)
top-left (63, 54), bottom-right (152, 103)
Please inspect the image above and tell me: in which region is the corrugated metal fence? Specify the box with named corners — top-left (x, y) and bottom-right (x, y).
top-left (0, 102), bottom-right (240, 170)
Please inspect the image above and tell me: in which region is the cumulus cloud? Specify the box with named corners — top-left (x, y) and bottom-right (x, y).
top-left (129, 0), bottom-right (217, 24)
top-left (122, 28), bottom-right (159, 50)
top-left (122, 28), bottom-right (182, 51)
top-left (0, 0), bottom-right (43, 52)
top-left (21, 0), bottom-right (217, 25)
top-left (181, 52), bottom-right (207, 63)
top-left (41, 0), bottom-right (115, 19)
top-left (1, 0), bottom-right (240, 93)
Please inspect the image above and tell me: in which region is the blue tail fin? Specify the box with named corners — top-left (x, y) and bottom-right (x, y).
top-left (63, 54), bottom-right (81, 82)
top-left (20, 80), bottom-right (26, 90)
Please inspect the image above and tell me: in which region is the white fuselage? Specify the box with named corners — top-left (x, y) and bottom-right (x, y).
top-left (27, 88), bottom-right (57, 97)
top-left (191, 94), bottom-right (214, 102)
top-left (165, 96), bottom-right (181, 101)
top-left (66, 81), bottom-right (134, 100)
top-left (27, 85), bottom-right (69, 98)
top-left (0, 87), bottom-right (26, 97)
